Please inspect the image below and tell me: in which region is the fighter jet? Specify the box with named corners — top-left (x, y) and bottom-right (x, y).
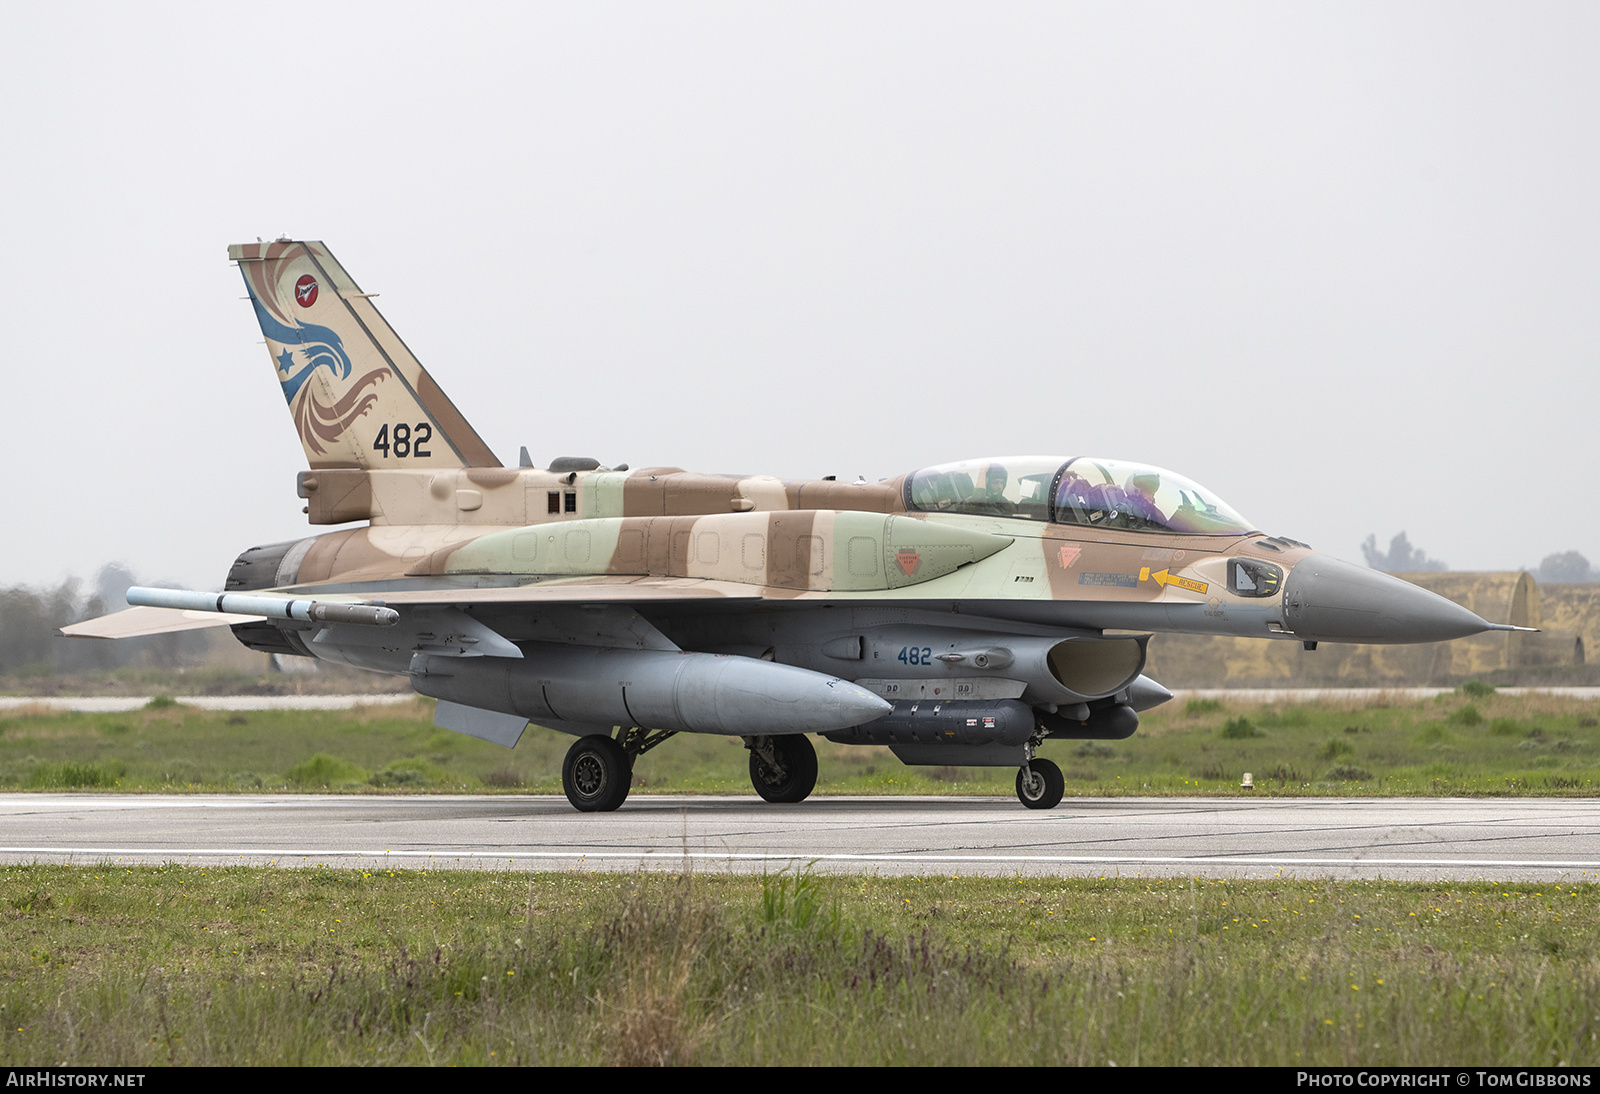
top-left (63, 240), bottom-right (1525, 812)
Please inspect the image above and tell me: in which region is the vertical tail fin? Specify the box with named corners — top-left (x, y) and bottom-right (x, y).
top-left (229, 240), bottom-right (501, 470)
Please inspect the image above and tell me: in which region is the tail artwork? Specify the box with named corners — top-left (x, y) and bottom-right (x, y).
top-left (229, 240), bottom-right (500, 470)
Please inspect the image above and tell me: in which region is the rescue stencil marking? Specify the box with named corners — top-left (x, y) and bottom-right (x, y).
top-left (895, 551), bottom-right (922, 576)
top-left (1057, 544), bottom-right (1082, 568)
top-left (1140, 567), bottom-right (1209, 594)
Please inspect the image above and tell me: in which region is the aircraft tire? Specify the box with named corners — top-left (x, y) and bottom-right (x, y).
top-left (749, 734), bottom-right (818, 804)
top-left (562, 734), bottom-right (632, 812)
top-left (1015, 758), bottom-right (1065, 810)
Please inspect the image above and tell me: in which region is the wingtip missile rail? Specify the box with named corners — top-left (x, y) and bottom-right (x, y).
top-left (124, 587), bottom-right (400, 628)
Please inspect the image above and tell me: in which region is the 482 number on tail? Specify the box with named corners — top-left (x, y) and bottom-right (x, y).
top-left (372, 422), bottom-right (433, 458)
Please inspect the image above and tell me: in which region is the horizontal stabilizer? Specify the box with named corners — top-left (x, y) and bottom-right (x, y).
top-left (59, 606), bottom-right (262, 640)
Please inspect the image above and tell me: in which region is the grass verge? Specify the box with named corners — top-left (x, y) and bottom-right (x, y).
top-left (2, 687), bottom-right (1600, 796)
top-left (3, 865), bottom-right (1598, 1065)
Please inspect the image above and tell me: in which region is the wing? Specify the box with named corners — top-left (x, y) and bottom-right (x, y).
top-left (57, 577), bottom-right (766, 645)
top-left (304, 575), bottom-right (769, 605)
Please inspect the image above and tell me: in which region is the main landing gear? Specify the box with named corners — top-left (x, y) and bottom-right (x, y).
top-left (561, 729), bottom-right (819, 811)
top-left (744, 734), bottom-right (818, 804)
top-left (561, 727), bottom-right (676, 813)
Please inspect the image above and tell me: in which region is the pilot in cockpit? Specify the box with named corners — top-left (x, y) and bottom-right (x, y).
top-left (1120, 470), bottom-right (1166, 526)
top-left (968, 462), bottom-right (1015, 515)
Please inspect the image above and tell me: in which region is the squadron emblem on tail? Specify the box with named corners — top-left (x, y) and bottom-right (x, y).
top-left (229, 240), bottom-right (498, 469)
top-left (238, 243), bottom-right (390, 456)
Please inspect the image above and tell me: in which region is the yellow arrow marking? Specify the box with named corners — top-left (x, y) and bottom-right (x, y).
top-left (1138, 567), bottom-right (1209, 594)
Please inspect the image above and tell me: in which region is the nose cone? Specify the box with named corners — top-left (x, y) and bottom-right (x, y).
top-left (1282, 554), bottom-right (1497, 644)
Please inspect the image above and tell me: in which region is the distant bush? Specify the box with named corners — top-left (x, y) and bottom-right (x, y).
top-left (1322, 764), bottom-right (1373, 781)
top-left (370, 758), bottom-right (444, 789)
top-left (1185, 698), bottom-right (1223, 715)
top-left (1537, 551), bottom-right (1593, 584)
top-left (26, 761), bottom-right (125, 788)
top-left (1219, 717), bottom-right (1262, 739)
top-left (1319, 739), bottom-right (1354, 760)
top-left (1490, 719), bottom-right (1521, 736)
top-left (370, 768), bottom-right (429, 788)
top-left (1449, 705), bottom-right (1483, 726)
top-left (1075, 741), bottom-right (1116, 758)
top-left (144, 695), bottom-right (178, 710)
top-left (286, 753), bottom-right (366, 786)
top-left (1459, 680), bottom-right (1497, 698)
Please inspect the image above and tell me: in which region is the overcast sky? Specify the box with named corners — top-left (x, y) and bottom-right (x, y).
top-left (3, 3), bottom-right (1596, 591)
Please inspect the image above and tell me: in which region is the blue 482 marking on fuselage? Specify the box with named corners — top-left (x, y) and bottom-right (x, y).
top-left (897, 646), bottom-right (934, 666)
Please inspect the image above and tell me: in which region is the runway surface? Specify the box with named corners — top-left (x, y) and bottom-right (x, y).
top-left (2, 793), bottom-right (1598, 880)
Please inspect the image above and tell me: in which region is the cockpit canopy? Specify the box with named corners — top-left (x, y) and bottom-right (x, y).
top-left (905, 456), bottom-right (1255, 536)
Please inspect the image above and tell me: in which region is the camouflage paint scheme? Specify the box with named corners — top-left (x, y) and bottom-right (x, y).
top-left (63, 241), bottom-right (1514, 810)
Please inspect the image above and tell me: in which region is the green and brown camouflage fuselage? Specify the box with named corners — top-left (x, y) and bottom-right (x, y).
top-left (62, 241), bottom-right (1516, 809)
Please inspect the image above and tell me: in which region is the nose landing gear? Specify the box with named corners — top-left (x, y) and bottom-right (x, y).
top-left (745, 734), bottom-right (819, 803)
top-left (1015, 757), bottom-right (1064, 810)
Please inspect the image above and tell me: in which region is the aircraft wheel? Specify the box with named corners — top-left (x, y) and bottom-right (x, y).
top-left (1015, 758), bottom-right (1064, 810)
top-left (562, 734), bottom-right (632, 812)
top-left (748, 734), bottom-right (818, 804)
